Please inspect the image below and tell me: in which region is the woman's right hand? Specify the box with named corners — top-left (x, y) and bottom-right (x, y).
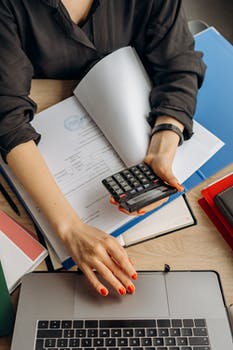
top-left (59, 219), bottom-right (137, 296)
top-left (7, 141), bottom-right (137, 296)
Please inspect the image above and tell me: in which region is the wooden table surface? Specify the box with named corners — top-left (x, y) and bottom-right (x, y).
top-left (0, 80), bottom-right (232, 349)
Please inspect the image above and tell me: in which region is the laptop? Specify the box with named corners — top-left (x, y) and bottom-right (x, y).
top-left (11, 270), bottom-right (233, 350)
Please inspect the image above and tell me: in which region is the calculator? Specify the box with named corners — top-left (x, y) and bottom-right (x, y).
top-left (102, 163), bottom-right (177, 213)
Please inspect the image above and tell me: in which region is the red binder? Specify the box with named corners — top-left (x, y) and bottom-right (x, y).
top-left (198, 173), bottom-right (233, 249)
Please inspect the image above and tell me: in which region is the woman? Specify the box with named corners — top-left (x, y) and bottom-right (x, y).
top-left (0, 0), bottom-right (206, 296)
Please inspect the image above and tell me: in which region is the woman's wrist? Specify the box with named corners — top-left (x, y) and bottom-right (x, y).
top-left (53, 213), bottom-right (83, 242)
top-left (154, 116), bottom-right (184, 131)
top-left (149, 116), bottom-right (184, 150)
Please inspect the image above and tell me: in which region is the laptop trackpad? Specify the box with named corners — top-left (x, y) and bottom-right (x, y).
top-left (74, 272), bottom-right (169, 318)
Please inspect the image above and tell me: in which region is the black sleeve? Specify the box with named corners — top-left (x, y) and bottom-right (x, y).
top-left (0, 0), bottom-right (40, 162)
top-left (143, 0), bottom-right (206, 139)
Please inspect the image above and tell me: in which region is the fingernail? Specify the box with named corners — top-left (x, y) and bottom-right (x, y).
top-left (119, 207), bottom-right (127, 214)
top-left (177, 183), bottom-right (184, 191)
top-left (110, 196), bottom-right (117, 204)
top-left (127, 284), bottom-right (135, 294)
top-left (100, 288), bottom-right (108, 296)
top-left (132, 273), bottom-right (138, 280)
top-left (137, 209), bottom-right (145, 215)
top-left (119, 287), bottom-right (126, 295)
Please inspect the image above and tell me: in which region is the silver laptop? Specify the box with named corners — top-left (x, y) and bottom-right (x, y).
top-left (11, 271), bottom-right (233, 350)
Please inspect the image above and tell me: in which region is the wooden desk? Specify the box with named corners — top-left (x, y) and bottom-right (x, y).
top-left (1, 80), bottom-right (233, 349)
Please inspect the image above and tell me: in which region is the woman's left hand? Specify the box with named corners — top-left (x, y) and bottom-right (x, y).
top-left (111, 116), bottom-right (185, 215)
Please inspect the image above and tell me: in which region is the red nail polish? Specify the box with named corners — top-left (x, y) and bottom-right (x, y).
top-left (100, 288), bottom-right (108, 296)
top-left (132, 273), bottom-right (138, 280)
top-left (177, 183), bottom-right (184, 191)
top-left (119, 287), bottom-right (126, 295)
top-left (127, 285), bottom-right (135, 294)
top-left (137, 209), bottom-right (145, 215)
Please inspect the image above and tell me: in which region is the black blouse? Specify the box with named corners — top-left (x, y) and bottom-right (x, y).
top-left (0, 0), bottom-right (206, 160)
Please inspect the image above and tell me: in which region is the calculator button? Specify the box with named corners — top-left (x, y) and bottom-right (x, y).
top-left (123, 185), bottom-right (132, 191)
top-left (115, 189), bottom-right (124, 195)
top-left (136, 186), bottom-right (144, 192)
top-left (131, 181), bottom-right (140, 187)
top-left (129, 189), bottom-right (137, 195)
top-left (105, 176), bottom-right (114, 182)
top-left (143, 184), bottom-right (150, 189)
top-left (113, 174), bottom-right (124, 182)
top-left (153, 179), bottom-right (160, 185)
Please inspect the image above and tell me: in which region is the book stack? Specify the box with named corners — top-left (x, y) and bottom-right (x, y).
top-left (0, 210), bottom-right (48, 293)
top-left (199, 173), bottom-right (233, 249)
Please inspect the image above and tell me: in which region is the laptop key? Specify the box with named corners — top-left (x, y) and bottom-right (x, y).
top-left (81, 338), bottom-right (92, 347)
top-left (105, 338), bottom-right (116, 346)
top-left (129, 338), bottom-right (140, 346)
top-left (157, 319), bottom-right (171, 328)
top-left (158, 328), bottom-right (169, 336)
top-left (171, 319), bottom-right (182, 327)
top-left (100, 329), bottom-right (110, 337)
top-left (69, 338), bottom-right (80, 347)
top-left (165, 337), bottom-right (176, 346)
top-left (189, 336), bottom-right (209, 345)
top-left (50, 320), bottom-right (60, 329)
top-left (76, 329), bottom-right (86, 337)
top-left (170, 328), bottom-right (180, 336)
top-left (37, 329), bottom-right (62, 338)
top-left (57, 338), bottom-right (68, 347)
top-left (135, 328), bottom-right (145, 336)
top-left (100, 319), bottom-right (156, 328)
top-left (181, 328), bottom-right (192, 336)
top-left (141, 337), bottom-right (152, 346)
top-left (177, 337), bottom-right (188, 345)
top-left (94, 338), bottom-right (104, 347)
top-left (73, 320), bottom-right (84, 328)
top-left (193, 327), bottom-right (208, 336)
top-left (35, 339), bottom-right (44, 350)
top-left (85, 320), bottom-right (98, 328)
top-left (146, 328), bottom-right (157, 336)
top-left (194, 319), bottom-right (206, 327)
top-left (183, 319), bottom-right (194, 327)
top-left (61, 320), bottom-right (72, 328)
top-left (153, 337), bottom-right (164, 346)
top-left (44, 338), bottom-right (56, 347)
top-left (38, 321), bottom-right (49, 329)
top-left (64, 329), bottom-right (74, 338)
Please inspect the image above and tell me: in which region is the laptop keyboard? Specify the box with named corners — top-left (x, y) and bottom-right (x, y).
top-left (35, 318), bottom-right (211, 350)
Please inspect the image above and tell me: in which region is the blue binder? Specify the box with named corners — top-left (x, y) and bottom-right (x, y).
top-left (112, 27), bottom-right (233, 237)
top-left (185, 27), bottom-right (233, 188)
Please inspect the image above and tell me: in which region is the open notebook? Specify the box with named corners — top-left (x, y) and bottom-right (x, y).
top-left (0, 46), bottom-right (223, 268)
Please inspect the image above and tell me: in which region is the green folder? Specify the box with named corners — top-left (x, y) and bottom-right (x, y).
top-left (0, 261), bottom-right (15, 336)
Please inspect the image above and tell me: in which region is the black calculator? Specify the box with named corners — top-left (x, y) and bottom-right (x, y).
top-left (102, 163), bottom-right (177, 213)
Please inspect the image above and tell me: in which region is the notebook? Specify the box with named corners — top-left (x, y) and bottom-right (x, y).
top-left (11, 270), bottom-right (233, 350)
top-left (0, 210), bottom-right (48, 293)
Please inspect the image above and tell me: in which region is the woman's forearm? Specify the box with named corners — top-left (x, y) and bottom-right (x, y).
top-left (6, 140), bottom-right (80, 237)
top-left (6, 140), bottom-right (137, 296)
